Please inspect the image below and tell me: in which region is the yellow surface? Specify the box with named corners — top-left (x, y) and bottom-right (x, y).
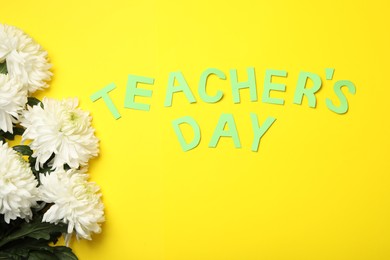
top-left (2, 0), bottom-right (390, 259)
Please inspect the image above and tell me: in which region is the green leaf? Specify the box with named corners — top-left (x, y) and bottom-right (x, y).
top-left (0, 251), bottom-right (19, 260)
top-left (12, 127), bottom-right (25, 136)
top-left (1, 131), bottom-right (15, 141)
top-left (2, 238), bottom-right (50, 254)
top-left (0, 126), bottom-right (25, 141)
top-left (0, 217), bottom-right (24, 242)
top-left (0, 237), bottom-right (77, 260)
top-left (29, 153), bottom-right (56, 179)
top-left (0, 216), bottom-right (67, 248)
top-left (53, 247), bottom-right (78, 260)
top-left (27, 97), bottom-right (43, 108)
top-left (0, 62), bottom-right (7, 74)
top-left (28, 251), bottom-right (58, 260)
top-left (0, 214), bottom-right (78, 260)
top-left (13, 145), bottom-right (33, 156)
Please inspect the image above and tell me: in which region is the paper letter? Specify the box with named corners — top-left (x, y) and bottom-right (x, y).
top-left (326, 80), bottom-right (356, 114)
top-left (198, 68), bottom-right (226, 103)
top-left (293, 71), bottom-right (322, 107)
top-left (209, 113), bottom-right (241, 148)
top-left (124, 74), bottom-right (155, 111)
top-left (90, 83), bottom-right (121, 119)
top-left (262, 69), bottom-right (287, 105)
top-left (250, 113), bottom-right (276, 152)
top-left (230, 67), bottom-right (257, 103)
top-left (172, 116), bottom-right (201, 152)
top-left (164, 71), bottom-right (196, 107)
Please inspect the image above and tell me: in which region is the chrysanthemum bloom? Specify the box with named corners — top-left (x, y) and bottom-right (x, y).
top-left (20, 97), bottom-right (99, 170)
top-left (0, 142), bottom-right (38, 223)
top-left (39, 169), bottom-right (105, 243)
top-left (0, 24), bottom-right (52, 93)
top-left (0, 74), bottom-right (27, 133)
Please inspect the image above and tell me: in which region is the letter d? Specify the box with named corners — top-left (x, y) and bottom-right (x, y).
top-left (172, 116), bottom-right (201, 152)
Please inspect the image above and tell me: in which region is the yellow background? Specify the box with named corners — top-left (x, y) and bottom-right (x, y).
top-left (3, 0), bottom-right (390, 259)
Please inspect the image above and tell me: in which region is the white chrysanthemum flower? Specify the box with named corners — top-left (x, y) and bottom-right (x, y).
top-left (0, 74), bottom-right (27, 133)
top-left (39, 169), bottom-right (105, 243)
top-left (0, 24), bottom-right (52, 93)
top-left (0, 142), bottom-right (38, 223)
top-left (20, 97), bottom-right (99, 170)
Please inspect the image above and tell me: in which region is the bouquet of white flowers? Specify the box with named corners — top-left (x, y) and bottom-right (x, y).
top-left (0, 24), bottom-right (104, 259)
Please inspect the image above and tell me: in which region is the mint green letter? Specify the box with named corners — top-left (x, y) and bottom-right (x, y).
top-left (293, 71), bottom-right (322, 107)
top-left (172, 116), bottom-right (201, 152)
top-left (164, 71), bottom-right (196, 107)
top-left (124, 74), bottom-right (155, 111)
top-left (229, 67), bottom-right (257, 103)
top-left (250, 113), bottom-right (276, 152)
top-left (326, 80), bottom-right (356, 114)
top-left (90, 83), bottom-right (121, 119)
top-left (262, 69), bottom-right (287, 105)
top-left (209, 113), bottom-right (241, 148)
top-left (198, 68), bottom-right (226, 103)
